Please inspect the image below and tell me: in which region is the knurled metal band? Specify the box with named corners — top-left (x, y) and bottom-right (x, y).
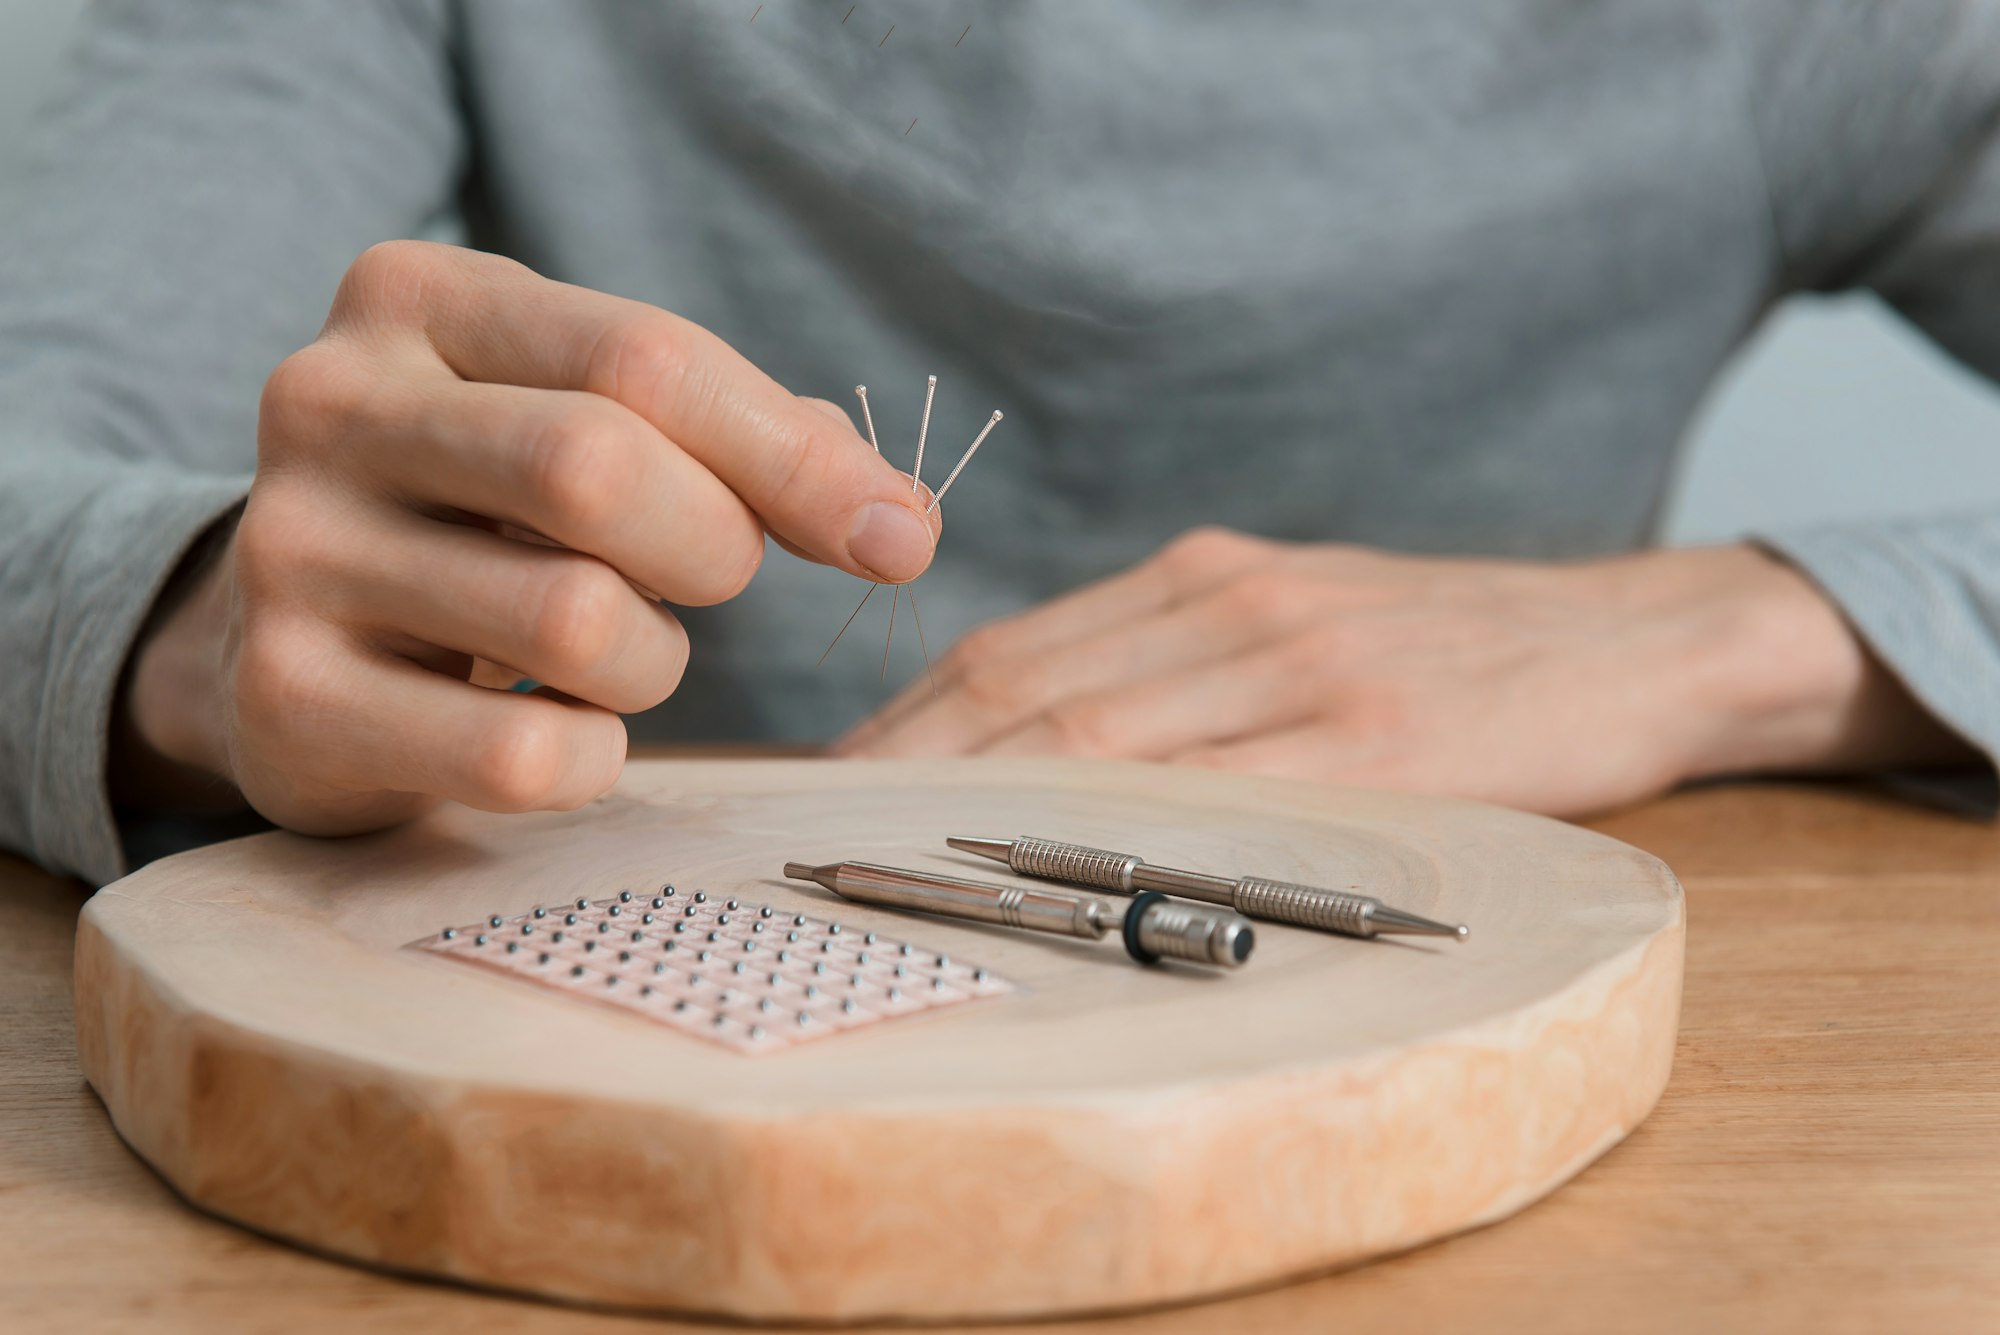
top-left (1007, 836), bottom-right (1140, 892)
top-left (1233, 877), bottom-right (1375, 936)
top-left (1130, 893), bottom-right (1223, 965)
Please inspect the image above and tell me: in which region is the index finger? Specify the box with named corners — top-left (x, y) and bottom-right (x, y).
top-left (375, 243), bottom-right (940, 584)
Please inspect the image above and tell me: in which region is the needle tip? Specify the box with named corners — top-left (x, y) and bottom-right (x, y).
top-left (926, 373), bottom-right (937, 384)
top-left (991, 409), bottom-right (1004, 421)
top-left (783, 861), bottom-right (844, 893)
top-left (945, 836), bottom-right (1013, 863)
top-left (854, 384), bottom-right (867, 395)
top-left (1366, 905), bottom-right (1470, 939)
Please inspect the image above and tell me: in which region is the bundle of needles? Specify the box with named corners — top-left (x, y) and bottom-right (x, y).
top-left (817, 375), bottom-right (1003, 693)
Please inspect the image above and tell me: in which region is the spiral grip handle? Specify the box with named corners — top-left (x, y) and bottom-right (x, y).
top-left (1233, 876), bottom-right (1377, 936)
top-left (1006, 836), bottom-right (1140, 892)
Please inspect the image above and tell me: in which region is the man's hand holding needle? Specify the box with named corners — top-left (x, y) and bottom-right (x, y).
top-left (112, 241), bottom-right (940, 834)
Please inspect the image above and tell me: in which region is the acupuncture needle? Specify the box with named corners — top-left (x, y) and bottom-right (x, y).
top-left (819, 382), bottom-right (886, 668)
top-left (883, 376), bottom-right (936, 678)
top-left (831, 383), bottom-right (927, 682)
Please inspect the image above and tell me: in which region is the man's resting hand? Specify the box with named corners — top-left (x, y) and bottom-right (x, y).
top-left (836, 528), bottom-right (1967, 816)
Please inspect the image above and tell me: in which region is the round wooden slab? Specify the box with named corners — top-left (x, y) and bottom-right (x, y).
top-left (74, 759), bottom-right (1683, 1322)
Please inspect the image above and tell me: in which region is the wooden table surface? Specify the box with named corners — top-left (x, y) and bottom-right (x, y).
top-left (6, 776), bottom-right (1998, 1334)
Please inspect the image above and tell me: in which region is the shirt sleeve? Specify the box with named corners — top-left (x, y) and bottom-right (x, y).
top-left (0, 0), bottom-right (463, 884)
top-left (1726, 0), bottom-right (2000, 800)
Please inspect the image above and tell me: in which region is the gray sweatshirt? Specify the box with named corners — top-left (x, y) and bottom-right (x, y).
top-left (3, 1), bottom-right (1998, 885)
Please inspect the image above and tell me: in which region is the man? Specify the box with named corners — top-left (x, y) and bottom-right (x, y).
top-left (1, 1), bottom-right (1993, 887)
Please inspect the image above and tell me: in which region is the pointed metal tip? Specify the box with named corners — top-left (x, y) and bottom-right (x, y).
top-left (782, 862), bottom-right (841, 893)
top-left (1367, 905), bottom-right (1470, 940)
top-left (946, 836), bottom-right (1013, 863)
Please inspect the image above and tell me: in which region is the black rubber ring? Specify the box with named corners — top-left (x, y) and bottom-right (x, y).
top-left (1122, 891), bottom-right (1165, 965)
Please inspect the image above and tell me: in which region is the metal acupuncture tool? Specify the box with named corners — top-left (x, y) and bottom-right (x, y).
top-left (784, 860), bottom-right (1255, 968)
top-left (413, 884), bottom-right (1013, 1055)
top-left (818, 375), bottom-right (1005, 687)
top-left (947, 836), bottom-right (1470, 943)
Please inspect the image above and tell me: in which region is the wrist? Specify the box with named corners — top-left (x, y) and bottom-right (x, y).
top-left (1614, 544), bottom-right (1969, 782)
top-left (111, 524), bottom-right (244, 813)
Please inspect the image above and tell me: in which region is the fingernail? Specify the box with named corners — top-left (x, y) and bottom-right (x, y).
top-left (846, 502), bottom-right (933, 582)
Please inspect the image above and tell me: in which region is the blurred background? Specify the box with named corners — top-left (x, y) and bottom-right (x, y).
top-left (5, 0), bottom-right (1995, 542)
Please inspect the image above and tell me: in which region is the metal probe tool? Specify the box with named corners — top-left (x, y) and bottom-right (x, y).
top-left (946, 836), bottom-right (1469, 943)
top-left (782, 860), bottom-right (1254, 968)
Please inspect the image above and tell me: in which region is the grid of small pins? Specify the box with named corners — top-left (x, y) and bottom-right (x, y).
top-left (410, 886), bottom-right (1014, 1055)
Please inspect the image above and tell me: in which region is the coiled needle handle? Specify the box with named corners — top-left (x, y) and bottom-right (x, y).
top-left (946, 836), bottom-right (1468, 942)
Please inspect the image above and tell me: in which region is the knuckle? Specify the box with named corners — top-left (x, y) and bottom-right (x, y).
top-left (1286, 622), bottom-right (1347, 669)
top-left (527, 409), bottom-right (634, 530)
top-left (956, 657), bottom-right (1029, 716)
top-left (232, 486), bottom-right (315, 599)
top-left (940, 624), bottom-right (1017, 695)
top-left (1161, 525), bottom-right (1256, 579)
top-left (1043, 702), bottom-right (1118, 756)
top-left (468, 712), bottom-right (567, 812)
top-left (676, 520), bottom-right (765, 606)
top-left (617, 613), bottom-right (689, 713)
top-left (526, 561), bottom-right (624, 678)
top-left (583, 315), bottom-right (694, 410)
top-left (258, 346), bottom-right (357, 457)
top-left (1224, 569), bottom-right (1306, 628)
top-left (332, 239), bottom-right (442, 324)
top-left (233, 616), bottom-right (341, 737)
